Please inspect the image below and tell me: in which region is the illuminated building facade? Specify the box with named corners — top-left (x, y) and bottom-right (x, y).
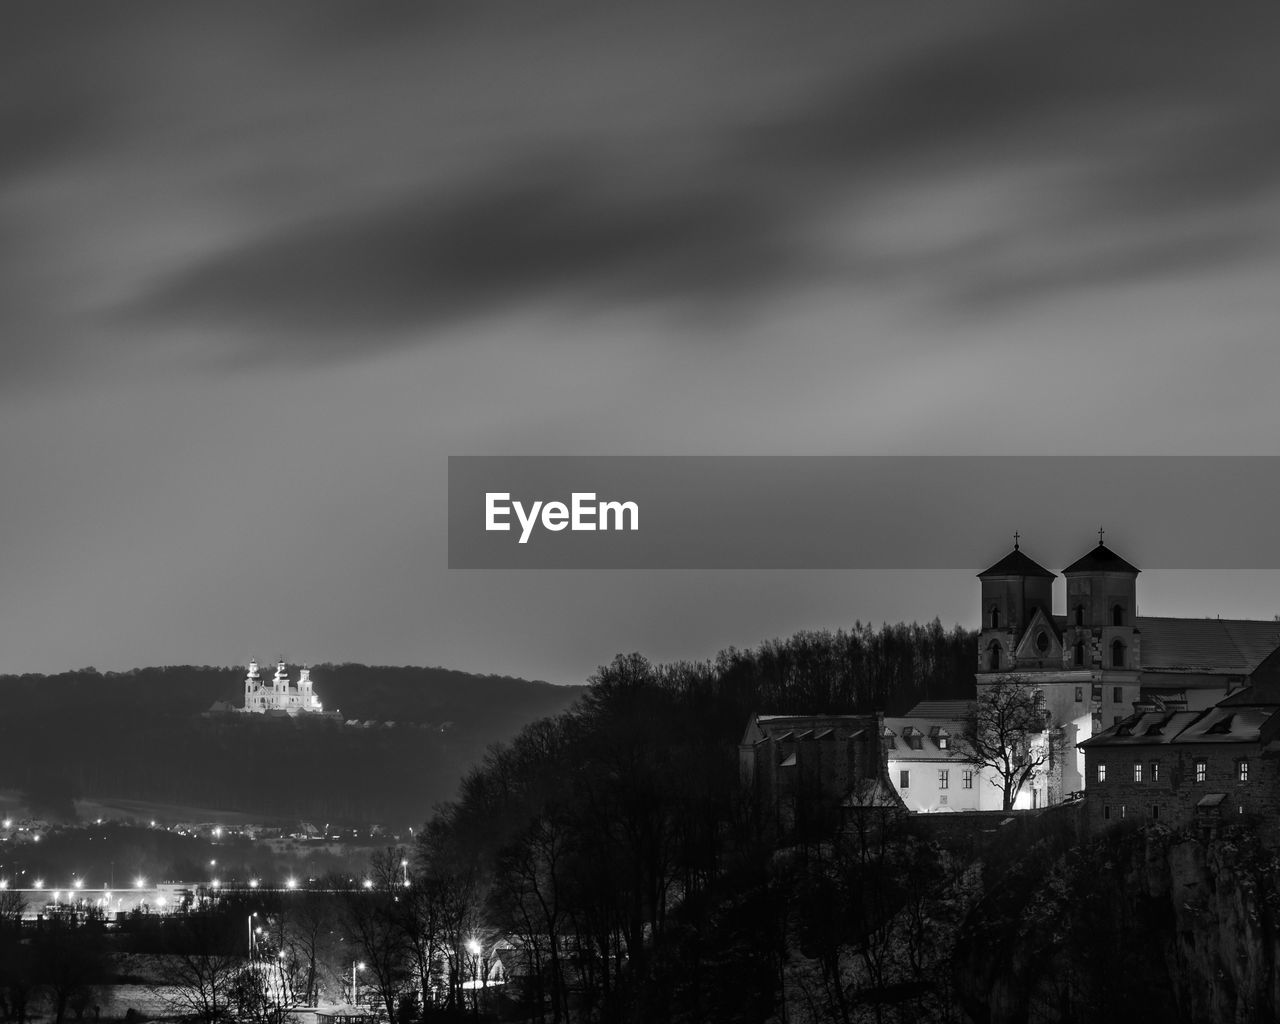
top-left (241, 659), bottom-right (325, 715)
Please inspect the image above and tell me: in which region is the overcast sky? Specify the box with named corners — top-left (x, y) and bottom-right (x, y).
top-left (5, 4), bottom-right (1280, 682)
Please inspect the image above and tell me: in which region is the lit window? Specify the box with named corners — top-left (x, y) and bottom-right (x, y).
top-left (1133, 763), bottom-right (1143, 783)
top-left (1239, 760), bottom-right (1250, 783)
top-left (1097, 764), bottom-right (1107, 783)
top-left (939, 769), bottom-right (949, 790)
top-left (1120, 805), bottom-right (1127, 818)
top-left (938, 736), bottom-right (949, 750)
top-left (1151, 762), bottom-right (1160, 783)
top-left (900, 770), bottom-right (910, 789)
top-left (963, 770), bottom-right (974, 789)
top-left (1195, 760), bottom-right (1206, 784)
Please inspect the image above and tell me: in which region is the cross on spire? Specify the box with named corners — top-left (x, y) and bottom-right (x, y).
top-left (1013, 530), bottom-right (1020, 551)
top-left (1098, 526), bottom-right (1106, 546)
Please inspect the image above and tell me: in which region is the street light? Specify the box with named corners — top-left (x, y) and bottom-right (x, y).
top-left (247, 912), bottom-right (258, 957)
top-left (401, 858), bottom-right (409, 887)
top-left (466, 939), bottom-right (483, 1018)
top-left (352, 961), bottom-right (365, 1005)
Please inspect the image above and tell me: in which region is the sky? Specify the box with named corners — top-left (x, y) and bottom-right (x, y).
top-left (5, 4), bottom-right (1280, 682)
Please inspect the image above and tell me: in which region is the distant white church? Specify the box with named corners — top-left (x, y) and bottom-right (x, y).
top-left (240, 659), bottom-right (326, 716)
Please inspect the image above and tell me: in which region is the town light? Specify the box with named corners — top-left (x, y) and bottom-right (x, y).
top-left (33, 879), bottom-right (43, 889)
top-left (249, 878), bottom-right (259, 889)
top-left (135, 877), bottom-right (146, 888)
top-left (286, 877), bottom-right (298, 890)
top-left (467, 938), bottom-right (482, 956)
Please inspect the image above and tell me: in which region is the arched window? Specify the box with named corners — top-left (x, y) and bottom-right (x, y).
top-left (1074, 604), bottom-right (1084, 626)
top-left (1112, 604), bottom-right (1124, 627)
top-left (1074, 641), bottom-right (1085, 666)
top-left (989, 605), bottom-right (1000, 629)
top-left (1111, 639), bottom-right (1125, 668)
top-left (987, 640), bottom-right (1002, 671)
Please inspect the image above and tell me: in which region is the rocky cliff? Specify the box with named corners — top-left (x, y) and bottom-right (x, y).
top-left (956, 823), bottom-right (1280, 1024)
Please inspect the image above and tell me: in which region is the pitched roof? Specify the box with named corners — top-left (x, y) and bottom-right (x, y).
top-left (1137, 616), bottom-right (1280, 674)
top-left (977, 547), bottom-right (1055, 579)
top-left (904, 700), bottom-right (976, 718)
top-left (1079, 706), bottom-right (1276, 748)
top-left (742, 713), bottom-right (876, 746)
top-left (1062, 543), bottom-right (1140, 575)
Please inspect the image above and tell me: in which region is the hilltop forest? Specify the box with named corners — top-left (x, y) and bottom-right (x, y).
top-left (0, 663), bottom-right (583, 826)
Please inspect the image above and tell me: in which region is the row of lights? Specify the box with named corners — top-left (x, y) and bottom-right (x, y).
top-left (0, 876), bottom-right (305, 891)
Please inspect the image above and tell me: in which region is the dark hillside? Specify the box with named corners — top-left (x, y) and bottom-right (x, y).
top-left (0, 664), bottom-right (583, 825)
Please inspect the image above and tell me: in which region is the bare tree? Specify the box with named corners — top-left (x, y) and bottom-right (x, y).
top-left (963, 675), bottom-right (1055, 811)
top-left (0, 889), bottom-right (32, 1024)
top-left (151, 914), bottom-right (244, 1024)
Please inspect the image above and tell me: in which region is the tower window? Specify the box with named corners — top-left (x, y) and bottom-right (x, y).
top-left (1112, 604), bottom-right (1124, 626)
top-left (987, 640), bottom-right (1001, 671)
top-left (1075, 686), bottom-right (1083, 702)
top-left (989, 605), bottom-right (1000, 629)
top-left (1074, 641), bottom-right (1085, 666)
top-left (1074, 604), bottom-right (1085, 627)
top-left (1035, 630), bottom-right (1049, 654)
top-left (1111, 639), bottom-right (1125, 668)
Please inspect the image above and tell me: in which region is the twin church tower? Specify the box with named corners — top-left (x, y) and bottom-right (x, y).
top-left (977, 533), bottom-right (1144, 797)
